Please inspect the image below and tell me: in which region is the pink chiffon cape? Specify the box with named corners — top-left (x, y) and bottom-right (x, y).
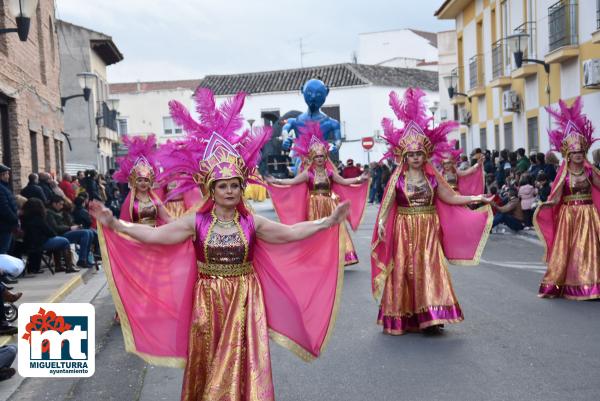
top-left (457, 163), bottom-right (485, 196)
top-left (268, 171), bottom-right (369, 231)
top-left (370, 162), bottom-right (493, 300)
top-left (119, 188), bottom-right (165, 224)
top-left (97, 211), bottom-right (345, 367)
top-left (533, 161), bottom-right (600, 262)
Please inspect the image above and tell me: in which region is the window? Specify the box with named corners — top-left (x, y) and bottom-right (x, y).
top-left (503, 122), bottom-right (513, 151)
top-left (527, 117), bottom-right (539, 153)
top-left (43, 136), bottom-right (50, 172)
top-left (460, 132), bottom-right (467, 154)
top-left (30, 131), bottom-right (39, 173)
top-left (479, 128), bottom-right (487, 150)
top-left (494, 125), bottom-right (500, 151)
top-left (118, 119), bottom-right (128, 135)
top-left (54, 139), bottom-right (62, 176)
top-left (163, 117), bottom-right (182, 135)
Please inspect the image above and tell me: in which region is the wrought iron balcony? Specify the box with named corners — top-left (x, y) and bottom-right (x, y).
top-left (548, 0), bottom-right (578, 52)
top-left (492, 39), bottom-right (504, 79)
top-left (514, 21), bottom-right (537, 59)
top-left (597, 0), bottom-right (600, 30)
top-left (469, 54), bottom-right (484, 90)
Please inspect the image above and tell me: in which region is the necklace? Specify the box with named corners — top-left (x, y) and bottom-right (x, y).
top-left (569, 169), bottom-right (585, 176)
top-left (215, 219), bottom-right (236, 228)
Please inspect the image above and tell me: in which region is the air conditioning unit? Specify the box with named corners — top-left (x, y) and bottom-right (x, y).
top-left (458, 108), bottom-right (471, 125)
top-left (583, 59), bottom-right (600, 88)
top-left (503, 90), bottom-right (521, 113)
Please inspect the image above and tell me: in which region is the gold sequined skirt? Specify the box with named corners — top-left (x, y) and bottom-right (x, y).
top-left (539, 203), bottom-right (600, 300)
top-left (378, 210), bottom-right (463, 335)
top-left (308, 193), bottom-right (358, 266)
top-left (181, 270), bottom-right (275, 401)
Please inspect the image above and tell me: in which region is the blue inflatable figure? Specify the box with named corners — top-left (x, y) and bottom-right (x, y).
top-left (282, 79), bottom-right (342, 175)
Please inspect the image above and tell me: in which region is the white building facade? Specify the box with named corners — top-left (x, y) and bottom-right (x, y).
top-left (436, 0), bottom-right (600, 156)
top-left (358, 28), bottom-right (439, 71)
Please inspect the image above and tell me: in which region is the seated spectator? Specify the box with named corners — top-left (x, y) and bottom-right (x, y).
top-left (458, 155), bottom-right (469, 170)
top-left (593, 149), bottom-right (600, 170)
top-left (73, 196), bottom-right (100, 259)
top-left (0, 345), bottom-right (16, 381)
top-left (516, 148), bottom-right (530, 173)
top-left (58, 173), bottom-right (76, 202)
top-left (106, 187), bottom-right (123, 217)
top-left (492, 188), bottom-right (525, 232)
top-left (20, 173), bottom-right (47, 204)
top-left (21, 198), bottom-right (79, 274)
top-left (518, 175), bottom-right (537, 228)
top-left (342, 159), bottom-right (361, 179)
top-left (487, 186), bottom-right (503, 215)
top-left (46, 195), bottom-right (94, 268)
top-left (535, 171), bottom-right (551, 203)
top-left (37, 172), bottom-right (55, 203)
top-left (81, 170), bottom-right (101, 201)
top-left (544, 151), bottom-right (559, 182)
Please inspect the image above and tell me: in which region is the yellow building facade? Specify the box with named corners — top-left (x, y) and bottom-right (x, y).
top-left (436, 0), bottom-right (600, 156)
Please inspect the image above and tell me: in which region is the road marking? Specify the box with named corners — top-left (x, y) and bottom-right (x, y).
top-left (480, 258), bottom-right (547, 272)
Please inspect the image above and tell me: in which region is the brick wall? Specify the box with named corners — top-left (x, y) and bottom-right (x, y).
top-left (0, 0), bottom-right (64, 191)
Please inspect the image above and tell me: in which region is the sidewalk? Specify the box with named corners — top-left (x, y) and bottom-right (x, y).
top-left (0, 265), bottom-right (96, 347)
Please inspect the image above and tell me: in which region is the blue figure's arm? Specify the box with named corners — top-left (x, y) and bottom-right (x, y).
top-left (281, 118), bottom-right (297, 151)
top-left (320, 119), bottom-right (342, 153)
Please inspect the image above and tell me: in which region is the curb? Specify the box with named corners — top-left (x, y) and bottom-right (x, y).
top-left (0, 267), bottom-right (96, 347)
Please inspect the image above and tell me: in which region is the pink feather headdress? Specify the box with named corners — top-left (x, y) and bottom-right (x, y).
top-left (113, 134), bottom-right (159, 186)
top-left (291, 121), bottom-right (329, 161)
top-left (158, 88), bottom-right (270, 196)
top-left (432, 139), bottom-right (463, 167)
top-left (381, 88), bottom-right (458, 162)
top-left (546, 97), bottom-right (597, 158)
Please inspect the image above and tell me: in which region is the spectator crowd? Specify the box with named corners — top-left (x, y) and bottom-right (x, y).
top-left (0, 166), bottom-right (126, 382)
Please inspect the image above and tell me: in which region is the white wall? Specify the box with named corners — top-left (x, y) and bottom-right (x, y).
top-left (113, 88), bottom-right (194, 143)
top-left (358, 29), bottom-right (438, 65)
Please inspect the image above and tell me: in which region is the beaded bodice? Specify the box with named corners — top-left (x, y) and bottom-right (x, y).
top-left (395, 174), bottom-right (436, 207)
top-left (309, 168), bottom-right (332, 193)
top-left (564, 170), bottom-right (592, 196)
top-left (133, 197), bottom-right (158, 225)
top-left (205, 231), bottom-right (246, 264)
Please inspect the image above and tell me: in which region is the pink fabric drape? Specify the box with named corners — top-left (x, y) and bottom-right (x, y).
top-left (457, 164), bottom-right (485, 196)
top-left (534, 161), bottom-right (600, 261)
top-left (98, 216), bottom-right (344, 365)
top-left (268, 181), bottom-right (369, 231)
top-left (371, 163), bottom-right (492, 298)
top-left (119, 189), bottom-right (165, 223)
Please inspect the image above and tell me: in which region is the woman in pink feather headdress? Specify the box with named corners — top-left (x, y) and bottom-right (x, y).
top-left (91, 88), bottom-right (351, 401)
top-left (113, 134), bottom-right (171, 226)
top-left (534, 97), bottom-right (600, 300)
top-left (372, 88), bottom-right (493, 335)
top-left (433, 139), bottom-right (485, 195)
top-left (265, 121), bottom-right (370, 266)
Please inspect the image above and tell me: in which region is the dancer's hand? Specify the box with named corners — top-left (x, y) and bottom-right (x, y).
top-left (264, 176), bottom-right (277, 185)
top-left (329, 201), bottom-right (350, 226)
top-left (377, 222), bottom-right (385, 239)
top-left (89, 200), bottom-right (117, 229)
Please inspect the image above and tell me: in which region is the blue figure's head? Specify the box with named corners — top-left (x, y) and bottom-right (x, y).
top-left (302, 79), bottom-right (329, 113)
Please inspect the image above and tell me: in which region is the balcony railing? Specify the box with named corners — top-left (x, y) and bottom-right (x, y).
top-left (597, 0), bottom-right (600, 30)
top-left (469, 54), bottom-right (484, 89)
top-left (548, 0), bottom-right (578, 52)
top-left (492, 39), bottom-right (504, 79)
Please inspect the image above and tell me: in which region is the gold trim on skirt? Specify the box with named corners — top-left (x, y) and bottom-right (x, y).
top-left (396, 205), bottom-right (436, 215)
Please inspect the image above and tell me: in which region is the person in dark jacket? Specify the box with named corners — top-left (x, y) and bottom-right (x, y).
top-left (0, 165), bottom-right (18, 255)
top-left (20, 198), bottom-right (79, 273)
top-left (20, 173), bottom-right (48, 204)
top-left (72, 195), bottom-right (100, 258)
top-left (46, 195), bottom-right (94, 268)
top-left (81, 170), bottom-right (101, 201)
top-left (37, 173), bottom-right (55, 204)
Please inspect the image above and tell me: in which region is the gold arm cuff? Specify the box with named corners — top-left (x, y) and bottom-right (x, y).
top-left (197, 261), bottom-right (254, 277)
top-left (396, 205), bottom-right (435, 215)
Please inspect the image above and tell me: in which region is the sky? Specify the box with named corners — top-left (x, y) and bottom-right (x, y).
top-left (55, 0), bottom-right (453, 83)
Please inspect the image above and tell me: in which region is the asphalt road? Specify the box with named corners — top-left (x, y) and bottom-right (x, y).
top-left (8, 203), bottom-right (600, 401)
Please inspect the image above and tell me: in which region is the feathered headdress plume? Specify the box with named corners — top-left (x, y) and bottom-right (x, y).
top-left (158, 88), bottom-right (270, 197)
top-left (381, 88), bottom-right (458, 162)
top-left (546, 97), bottom-right (596, 158)
top-left (113, 134), bottom-right (159, 186)
top-left (432, 139), bottom-right (463, 167)
top-left (291, 121), bottom-right (329, 161)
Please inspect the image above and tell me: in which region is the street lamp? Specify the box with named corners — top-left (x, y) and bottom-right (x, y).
top-left (506, 32), bottom-right (549, 73)
top-left (429, 101), bottom-right (439, 128)
top-left (0, 0), bottom-right (39, 41)
top-left (442, 71), bottom-right (471, 102)
top-left (61, 72), bottom-right (97, 107)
